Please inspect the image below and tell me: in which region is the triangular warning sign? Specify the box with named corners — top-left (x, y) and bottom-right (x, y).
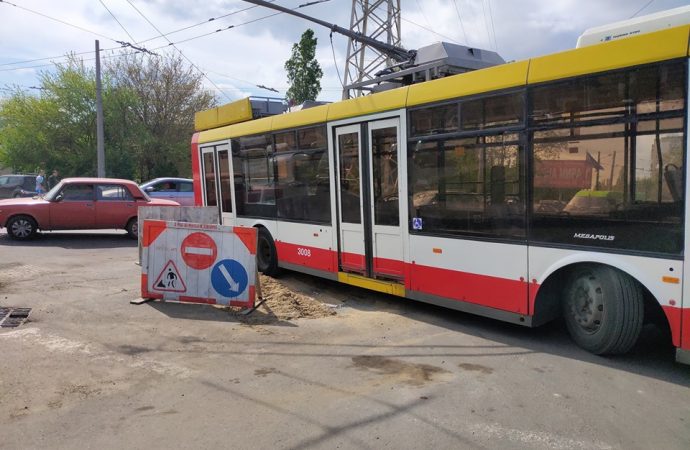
top-left (152, 260), bottom-right (187, 293)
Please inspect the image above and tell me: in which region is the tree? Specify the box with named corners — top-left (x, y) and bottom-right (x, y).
top-left (106, 53), bottom-right (215, 180)
top-left (0, 52), bottom-right (215, 181)
top-left (284, 29), bottom-right (323, 105)
top-left (0, 56), bottom-right (102, 176)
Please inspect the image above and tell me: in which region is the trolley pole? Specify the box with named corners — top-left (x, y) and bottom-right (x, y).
top-left (95, 40), bottom-right (105, 177)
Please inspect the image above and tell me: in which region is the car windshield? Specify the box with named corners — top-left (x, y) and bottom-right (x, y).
top-left (44, 181), bottom-right (67, 201)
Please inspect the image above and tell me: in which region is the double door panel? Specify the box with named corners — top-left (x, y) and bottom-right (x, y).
top-left (335, 118), bottom-right (404, 280)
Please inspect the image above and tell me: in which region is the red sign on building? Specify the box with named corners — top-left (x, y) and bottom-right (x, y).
top-left (534, 160), bottom-right (593, 189)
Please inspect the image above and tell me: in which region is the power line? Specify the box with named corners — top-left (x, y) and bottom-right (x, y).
top-left (124, 0), bottom-right (232, 101)
top-left (0, 0), bottom-right (119, 42)
top-left (480, 0), bottom-right (493, 51)
top-left (452, 0), bottom-right (469, 45)
top-left (486, 0), bottom-right (498, 52)
top-left (414, 0), bottom-right (433, 30)
top-left (329, 32), bottom-right (344, 90)
top-left (0, 1), bottom-right (323, 74)
top-left (630, 0), bottom-right (655, 18)
top-left (98, 0), bottom-right (137, 43)
top-left (133, 1), bottom-right (278, 46)
top-left (400, 16), bottom-right (460, 45)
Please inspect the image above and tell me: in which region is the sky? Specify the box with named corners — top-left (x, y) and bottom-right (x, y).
top-left (1, 0), bottom-right (689, 103)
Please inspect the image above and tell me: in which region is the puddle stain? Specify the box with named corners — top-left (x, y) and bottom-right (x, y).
top-left (254, 367), bottom-right (278, 377)
top-left (458, 362), bottom-right (493, 374)
top-left (117, 345), bottom-right (152, 355)
top-left (351, 355), bottom-right (450, 386)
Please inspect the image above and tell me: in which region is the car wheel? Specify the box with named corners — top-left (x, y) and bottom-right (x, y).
top-left (257, 227), bottom-right (280, 276)
top-left (126, 217), bottom-right (138, 240)
top-left (7, 215), bottom-right (38, 240)
top-left (562, 264), bottom-right (643, 355)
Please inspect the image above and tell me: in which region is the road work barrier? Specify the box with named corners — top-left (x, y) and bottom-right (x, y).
top-left (141, 220), bottom-right (257, 308)
top-left (138, 206), bottom-right (219, 264)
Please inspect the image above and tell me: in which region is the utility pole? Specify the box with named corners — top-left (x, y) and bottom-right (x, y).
top-left (342, 0), bottom-right (401, 99)
top-left (95, 40), bottom-right (105, 177)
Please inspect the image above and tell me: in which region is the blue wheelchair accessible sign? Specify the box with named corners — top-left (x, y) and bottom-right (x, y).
top-left (211, 259), bottom-right (248, 298)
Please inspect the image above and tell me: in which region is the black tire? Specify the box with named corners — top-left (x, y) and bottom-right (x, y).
top-left (126, 217), bottom-right (138, 240)
top-left (562, 264), bottom-right (643, 355)
top-left (7, 215), bottom-right (38, 240)
top-left (257, 227), bottom-right (280, 276)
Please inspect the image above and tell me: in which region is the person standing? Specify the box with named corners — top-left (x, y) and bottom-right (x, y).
top-left (35, 170), bottom-right (46, 196)
top-left (47, 169), bottom-right (61, 190)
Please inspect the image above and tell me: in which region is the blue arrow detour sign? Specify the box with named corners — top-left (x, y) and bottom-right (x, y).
top-left (211, 259), bottom-right (249, 298)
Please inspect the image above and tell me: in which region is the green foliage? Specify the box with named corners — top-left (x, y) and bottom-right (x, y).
top-left (0, 52), bottom-right (215, 181)
top-left (284, 29), bottom-right (323, 105)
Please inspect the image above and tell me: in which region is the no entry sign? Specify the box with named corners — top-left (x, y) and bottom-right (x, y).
top-left (141, 220), bottom-right (257, 308)
top-left (181, 232), bottom-right (217, 269)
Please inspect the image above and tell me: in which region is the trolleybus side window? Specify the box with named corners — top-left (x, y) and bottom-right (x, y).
top-left (274, 125), bottom-right (330, 223)
top-left (409, 134), bottom-right (525, 237)
top-left (408, 92), bottom-right (526, 238)
top-left (202, 151), bottom-right (217, 207)
top-left (218, 148), bottom-right (232, 213)
top-left (233, 134), bottom-right (276, 218)
top-left (529, 61), bottom-right (686, 255)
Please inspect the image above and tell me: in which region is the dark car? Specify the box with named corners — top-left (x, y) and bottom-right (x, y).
top-left (0, 174), bottom-right (37, 199)
top-left (0, 177), bottom-right (179, 240)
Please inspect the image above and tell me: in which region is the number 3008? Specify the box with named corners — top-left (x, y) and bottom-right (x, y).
top-left (297, 247), bottom-right (311, 257)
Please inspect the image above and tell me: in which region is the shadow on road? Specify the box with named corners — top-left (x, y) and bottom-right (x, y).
top-left (0, 230), bottom-right (136, 249)
top-left (268, 271), bottom-right (690, 387)
top-left (146, 300), bottom-right (298, 327)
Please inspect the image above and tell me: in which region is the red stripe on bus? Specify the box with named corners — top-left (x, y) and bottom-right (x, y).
top-left (276, 242), bottom-right (337, 272)
top-left (340, 251), bottom-right (366, 273)
top-left (191, 132), bottom-right (203, 206)
top-left (406, 262), bottom-right (529, 314)
top-left (662, 305), bottom-right (685, 348)
top-left (373, 256), bottom-right (405, 279)
top-left (683, 308), bottom-right (690, 350)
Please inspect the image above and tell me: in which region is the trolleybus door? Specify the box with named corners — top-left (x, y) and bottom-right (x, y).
top-left (200, 143), bottom-right (234, 224)
top-left (335, 119), bottom-right (404, 280)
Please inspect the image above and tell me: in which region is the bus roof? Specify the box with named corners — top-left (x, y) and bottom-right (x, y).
top-left (196, 23), bottom-right (690, 144)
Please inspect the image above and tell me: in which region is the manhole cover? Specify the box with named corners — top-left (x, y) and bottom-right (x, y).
top-left (0, 307), bottom-right (31, 328)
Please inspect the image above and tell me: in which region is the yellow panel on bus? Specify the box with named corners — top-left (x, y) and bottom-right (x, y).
top-left (271, 103), bottom-right (329, 132)
top-left (406, 60), bottom-right (529, 107)
top-left (217, 98), bottom-right (253, 127)
top-left (327, 87), bottom-right (408, 122)
top-left (194, 108), bottom-right (218, 132)
top-left (194, 98), bottom-right (254, 132)
top-left (528, 25), bottom-right (690, 84)
top-left (198, 115), bottom-right (273, 144)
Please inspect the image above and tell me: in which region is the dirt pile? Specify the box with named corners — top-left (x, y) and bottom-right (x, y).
top-left (224, 274), bottom-right (337, 324)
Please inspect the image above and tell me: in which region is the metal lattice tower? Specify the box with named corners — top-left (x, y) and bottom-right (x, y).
top-left (342, 0), bottom-right (401, 99)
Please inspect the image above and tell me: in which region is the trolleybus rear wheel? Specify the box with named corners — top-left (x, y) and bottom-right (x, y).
top-left (562, 264), bottom-right (643, 355)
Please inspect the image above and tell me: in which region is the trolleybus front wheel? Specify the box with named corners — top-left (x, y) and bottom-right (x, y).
top-left (257, 227), bottom-right (280, 276)
top-left (562, 264), bottom-right (643, 355)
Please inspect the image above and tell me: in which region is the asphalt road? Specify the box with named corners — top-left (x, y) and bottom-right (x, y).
top-left (1, 229), bottom-right (689, 449)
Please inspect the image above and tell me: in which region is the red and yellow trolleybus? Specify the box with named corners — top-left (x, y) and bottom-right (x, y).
top-left (191, 21), bottom-right (690, 363)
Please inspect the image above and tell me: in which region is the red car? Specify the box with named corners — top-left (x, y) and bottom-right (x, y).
top-left (0, 178), bottom-right (179, 240)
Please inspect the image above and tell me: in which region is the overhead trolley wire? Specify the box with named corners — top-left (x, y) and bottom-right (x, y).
top-left (486, 0), bottom-right (498, 52)
top-left (124, 0), bottom-right (233, 101)
top-left (0, 0), bottom-right (119, 42)
top-left (1, 0), bottom-right (326, 72)
top-left (451, 0), bottom-right (470, 45)
top-left (98, 0), bottom-right (137, 44)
